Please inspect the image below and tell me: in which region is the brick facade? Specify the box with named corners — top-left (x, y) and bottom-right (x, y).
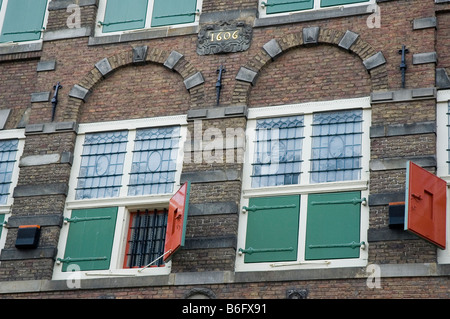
top-left (0, 0), bottom-right (449, 299)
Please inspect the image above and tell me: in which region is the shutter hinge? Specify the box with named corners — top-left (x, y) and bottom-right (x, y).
top-left (97, 19), bottom-right (143, 27)
top-left (242, 204), bottom-right (297, 213)
top-left (310, 197), bottom-right (367, 206)
top-left (56, 256), bottom-right (107, 265)
top-left (3, 28), bottom-right (45, 35)
top-left (308, 241), bottom-right (366, 250)
top-left (238, 246), bottom-right (294, 255)
top-left (154, 9), bottom-right (200, 20)
top-left (64, 216), bottom-right (111, 224)
top-left (261, 0), bottom-right (311, 9)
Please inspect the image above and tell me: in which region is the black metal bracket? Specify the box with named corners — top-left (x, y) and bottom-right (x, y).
top-left (216, 65), bottom-right (226, 106)
top-left (398, 45), bottom-right (409, 88)
top-left (51, 82), bottom-right (62, 122)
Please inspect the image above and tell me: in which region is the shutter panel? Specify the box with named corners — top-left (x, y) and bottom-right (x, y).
top-left (102, 0), bottom-right (148, 33)
top-left (305, 191), bottom-right (362, 260)
top-left (0, 214), bottom-right (4, 239)
top-left (321, 0), bottom-right (369, 7)
top-left (163, 182), bottom-right (190, 262)
top-left (243, 195), bottom-right (300, 263)
top-left (61, 207), bottom-right (118, 272)
top-left (151, 0), bottom-right (197, 27)
top-left (265, 0), bottom-right (313, 15)
top-left (0, 0), bottom-right (47, 43)
top-left (405, 161), bottom-right (446, 249)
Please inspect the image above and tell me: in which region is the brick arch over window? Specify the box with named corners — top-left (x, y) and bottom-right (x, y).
top-left (232, 27), bottom-right (389, 105)
top-left (65, 46), bottom-right (205, 122)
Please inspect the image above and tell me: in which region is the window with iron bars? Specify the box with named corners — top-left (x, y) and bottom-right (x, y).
top-left (124, 209), bottom-right (168, 268)
top-left (55, 117), bottom-right (186, 279)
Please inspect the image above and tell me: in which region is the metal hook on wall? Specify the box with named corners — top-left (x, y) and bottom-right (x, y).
top-left (51, 82), bottom-right (63, 122)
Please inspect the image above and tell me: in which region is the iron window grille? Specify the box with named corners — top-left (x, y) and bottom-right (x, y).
top-left (310, 109), bottom-right (363, 183)
top-left (0, 139), bottom-right (18, 205)
top-left (251, 115), bottom-right (305, 188)
top-left (124, 208), bottom-right (168, 268)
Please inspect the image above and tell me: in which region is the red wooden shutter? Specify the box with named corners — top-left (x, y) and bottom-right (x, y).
top-left (405, 161), bottom-right (446, 249)
top-left (164, 182), bottom-right (190, 261)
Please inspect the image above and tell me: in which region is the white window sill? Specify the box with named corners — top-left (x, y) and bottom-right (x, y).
top-left (235, 257), bottom-right (368, 273)
top-left (242, 180), bottom-right (368, 199)
top-left (65, 193), bottom-right (173, 211)
top-left (88, 24), bottom-right (199, 46)
top-left (52, 263), bottom-right (172, 281)
top-left (254, 3), bottom-right (373, 28)
top-left (0, 40), bottom-right (42, 55)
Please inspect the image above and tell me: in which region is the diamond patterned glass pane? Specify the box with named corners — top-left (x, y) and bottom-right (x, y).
top-left (310, 110), bottom-right (363, 183)
top-left (128, 126), bottom-right (180, 196)
top-left (252, 115), bottom-right (304, 188)
top-left (0, 139), bottom-right (18, 205)
top-left (76, 131), bottom-right (128, 200)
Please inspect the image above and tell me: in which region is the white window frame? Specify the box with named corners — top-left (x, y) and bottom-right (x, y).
top-left (53, 115), bottom-right (187, 280)
top-left (258, 0), bottom-right (376, 19)
top-left (0, 0), bottom-right (50, 46)
top-left (436, 89), bottom-right (450, 264)
top-left (236, 97), bottom-right (371, 272)
top-left (94, 0), bottom-right (203, 38)
top-left (0, 129), bottom-right (25, 255)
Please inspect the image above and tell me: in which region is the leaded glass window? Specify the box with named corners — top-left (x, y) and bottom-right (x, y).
top-left (252, 115), bottom-right (304, 188)
top-left (0, 139), bottom-right (18, 204)
top-left (128, 126), bottom-right (180, 196)
top-left (76, 131), bottom-right (128, 200)
top-left (310, 109), bottom-right (363, 183)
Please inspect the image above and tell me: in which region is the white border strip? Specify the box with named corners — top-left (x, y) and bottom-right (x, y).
top-left (77, 114), bottom-right (187, 134)
top-left (247, 96), bottom-right (371, 119)
top-left (437, 89), bottom-right (450, 103)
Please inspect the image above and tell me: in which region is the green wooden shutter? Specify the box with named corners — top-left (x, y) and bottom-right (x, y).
top-left (102, 0), bottom-right (148, 33)
top-left (61, 207), bottom-right (118, 272)
top-left (0, 214), bottom-right (4, 239)
top-left (305, 191), bottom-right (362, 260)
top-left (320, 0), bottom-right (369, 7)
top-left (151, 0), bottom-right (197, 27)
top-left (0, 0), bottom-right (47, 43)
top-left (243, 195), bottom-right (300, 263)
top-left (265, 0), bottom-right (313, 15)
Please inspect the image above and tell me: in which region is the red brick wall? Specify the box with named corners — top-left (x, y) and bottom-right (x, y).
top-left (0, 0), bottom-right (448, 298)
top-left (0, 58), bottom-right (39, 129)
top-left (1, 276), bottom-right (449, 299)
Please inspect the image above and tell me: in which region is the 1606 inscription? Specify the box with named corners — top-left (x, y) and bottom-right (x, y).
top-left (208, 30), bottom-right (240, 42)
top-left (197, 22), bottom-right (252, 55)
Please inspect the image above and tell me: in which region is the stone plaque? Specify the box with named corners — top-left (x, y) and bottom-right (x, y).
top-left (197, 22), bottom-right (252, 55)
